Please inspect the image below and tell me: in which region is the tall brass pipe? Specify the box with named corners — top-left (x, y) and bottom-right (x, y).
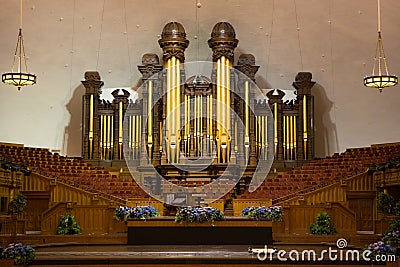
top-left (274, 103), bottom-right (278, 153)
top-left (175, 58), bottom-right (180, 161)
top-left (303, 95), bottom-right (307, 159)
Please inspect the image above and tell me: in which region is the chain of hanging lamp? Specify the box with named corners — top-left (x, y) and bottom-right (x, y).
top-left (2, 0), bottom-right (37, 90)
top-left (363, 0), bottom-right (397, 92)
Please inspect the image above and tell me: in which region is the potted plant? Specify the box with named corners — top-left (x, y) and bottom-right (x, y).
top-left (56, 212), bottom-right (81, 235)
top-left (309, 212), bottom-right (337, 235)
top-left (8, 193), bottom-right (27, 216)
top-left (377, 192), bottom-right (395, 215)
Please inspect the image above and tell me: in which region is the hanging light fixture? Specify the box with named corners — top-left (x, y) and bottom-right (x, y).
top-left (2, 0), bottom-right (36, 90)
top-left (363, 0), bottom-right (397, 93)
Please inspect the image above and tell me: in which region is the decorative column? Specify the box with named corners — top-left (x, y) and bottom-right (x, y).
top-left (208, 22), bottom-right (238, 163)
top-left (235, 54), bottom-right (260, 166)
top-left (292, 72), bottom-right (315, 160)
top-left (138, 54), bottom-right (163, 165)
top-left (266, 89), bottom-right (285, 161)
top-left (111, 89), bottom-right (131, 160)
top-left (81, 71), bottom-right (104, 160)
top-left (158, 22), bottom-right (189, 164)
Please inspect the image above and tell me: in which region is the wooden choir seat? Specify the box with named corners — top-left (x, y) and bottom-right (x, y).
top-left (0, 144), bottom-right (148, 200)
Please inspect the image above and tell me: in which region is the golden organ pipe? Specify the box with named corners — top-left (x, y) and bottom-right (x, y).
top-left (209, 94), bottom-right (212, 139)
top-left (103, 115), bottom-right (107, 158)
top-left (200, 95), bottom-right (203, 154)
top-left (100, 115), bottom-right (103, 159)
top-left (220, 56), bottom-right (226, 137)
top-left (274, 103), bottom-right (278, 150)
top-left (176, 58), bottom-right (180, 161)
top-left (261, 116), bottom-right (265, 157)
top-left (106, 116), bottom-right (111, 158)
top-left (216, 59), bottom-right (221, 161)
top-left (226, 58), bottom-right (230, 160)
top-left (294, 116), bottom-right (297, 159)
top-left (111, 116), bottom-right (114, 149)
top-left (119, 102), bottom-right (123, 144)
top-left (139, 116), bottom-right (142, 153)
top-left (166, 59), bottom-right (171, 160)
top-left (159, 121), bottom-right (163, 152)
top-left (89, 95), bottom-right (94, 140)
top-left (148, 81), bottom-right (152, 137)
top-left (290, 116), bottom-right (293, 159)
top-left (245, 81), bottom-right (249, 145)
top-left (89, 95), bottom-right (94, 157)
top-left (194, 95), bottom-right (197, 153)
top-left (265, 115), bottom-right (268, 160)
top-left (303, 95), bottom-right (307, 158)
top-left (171, 57), bottom-right (176, 138)
top-left (131, 116), bottom-right (134, 159)
top-left (286, 116), bottom-right (289, 158)
top-left (234, 120), bottom-right (237, 152)
top-left (226, 58), bottom-right (230, 133)
top-left (282, 115), bottom-right (286, 159)
top-left (100, 115), bottom-right (103, 147)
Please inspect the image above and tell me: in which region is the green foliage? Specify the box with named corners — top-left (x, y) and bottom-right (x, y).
top-left (8, 193), bottom-right (27, 215)
top-left (56, 213), bottom-right (81, 235)
top-left (394, 202), bottom-right (400, 217)
top-left (389, 219), bottom-right (400, 232)
top-left (309, 212), bottom-right (337, 235)
top-left (377, 192), bottom-right (395, 215)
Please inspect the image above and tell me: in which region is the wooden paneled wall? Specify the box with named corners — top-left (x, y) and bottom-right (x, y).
top-left (40, 202), bottom-right (127, 235)
top-left (374, 168), bottom-right (400, 187)
top-left (275, 203), bottom-right (356, 234)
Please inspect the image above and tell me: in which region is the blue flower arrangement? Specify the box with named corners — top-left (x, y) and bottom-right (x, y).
top-left (365, 241), bottom-right (394, 260)
top-left (175, 206), bottom-right (224, 224)
top-left (241, 205), bottom-right (283, 221)
top-left (113, 205), bottom-right (159, 222)
top-left (2, 243), bottom-right (35, 266)
top-left (382, 230), bottom-right (400, 255)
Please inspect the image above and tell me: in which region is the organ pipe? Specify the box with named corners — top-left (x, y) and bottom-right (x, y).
top-left (165, 56), bottom-right (181, 163)
top-left (274, 102), bottom-right (278, 154)
top-left (89, 95), bottom-right (94, 157)
top-left (216, 56), bottom-right (231, 163)
top-left (303, 95), bottom-right (307, 159)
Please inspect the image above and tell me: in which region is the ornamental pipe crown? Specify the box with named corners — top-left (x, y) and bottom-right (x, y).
top-left (158, 22), bottom-right (189, 63)
top-left (208, 22), bottom-right (239, 62)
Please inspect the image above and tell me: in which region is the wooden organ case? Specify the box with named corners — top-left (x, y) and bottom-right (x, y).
top-left (81, 22), bottom-right (316, 205)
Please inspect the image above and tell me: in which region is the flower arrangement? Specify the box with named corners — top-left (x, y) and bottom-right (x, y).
top-left (114, 205), bottom-right (159, 222)
top-left (382, 230), bottom-right (400, 255)
top-left (365, 241), bottom-right (394, 260)
top-left (1, 243), bottom-right (35, 265)
top-left (241, 205), bottom-right (283, 221)
top-left (175, 206), bottom-right (224, 224)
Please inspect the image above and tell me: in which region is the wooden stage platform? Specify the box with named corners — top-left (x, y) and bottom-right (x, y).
top-left (31, 243), bottom-right (397, 266)
top-left (2, 219), bottom-right (396, 266)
